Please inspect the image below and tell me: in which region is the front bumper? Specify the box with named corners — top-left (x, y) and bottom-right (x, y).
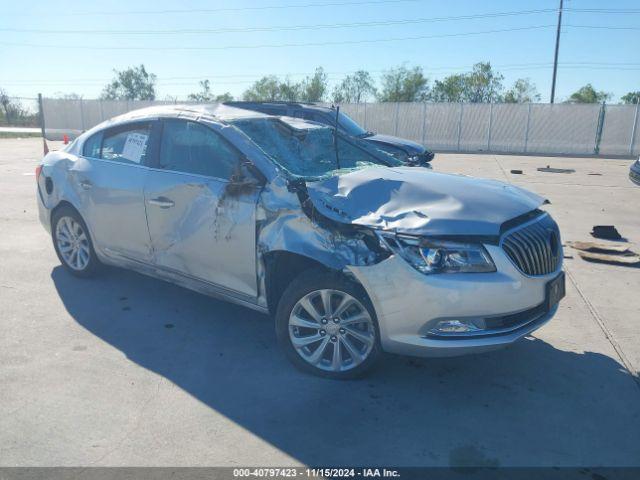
top-left (348, 244), bottom-right (562, 358)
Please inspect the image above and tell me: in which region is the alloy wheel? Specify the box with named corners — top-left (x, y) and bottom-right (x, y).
top-left (55, 216), bottom-right (91, 271)
top-left (288, 289), bottom-right (376, 373)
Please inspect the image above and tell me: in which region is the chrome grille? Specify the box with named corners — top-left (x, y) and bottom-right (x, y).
top-left (502, 215), bottom-right (561, 276)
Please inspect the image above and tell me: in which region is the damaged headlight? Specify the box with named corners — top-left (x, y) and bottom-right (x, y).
top-left (377, 233), bottom-right (496, 274)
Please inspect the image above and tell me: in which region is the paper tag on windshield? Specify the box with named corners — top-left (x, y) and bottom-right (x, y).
top-left (121, 132), bottom-right (148, 164)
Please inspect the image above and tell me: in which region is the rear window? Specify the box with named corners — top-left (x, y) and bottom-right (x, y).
top-left (101, 124), bottom-right (151, 165)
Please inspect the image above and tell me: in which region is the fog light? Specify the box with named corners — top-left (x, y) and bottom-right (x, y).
top-left (430, 320), bottom-right (481, 335)
top-left (437, 320), bottom-right (470, 333)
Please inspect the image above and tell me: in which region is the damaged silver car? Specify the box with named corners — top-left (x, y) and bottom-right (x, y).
top-left (36, 105), bottom-right (565, 378)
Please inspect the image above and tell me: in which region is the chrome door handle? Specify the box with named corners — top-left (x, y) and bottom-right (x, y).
top-left (79, 179), bottom-right (93, 190)
top-left (148, 197), bottom-right (175, 208)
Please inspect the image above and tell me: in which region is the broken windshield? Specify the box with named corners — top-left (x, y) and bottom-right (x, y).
top-left (230, 117), bottom-right (399, 179)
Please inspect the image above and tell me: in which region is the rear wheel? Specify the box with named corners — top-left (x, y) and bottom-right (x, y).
top-left (276, 269), bottom-right (381, 379)
top-left (51, 206), bottom-right (100, 277)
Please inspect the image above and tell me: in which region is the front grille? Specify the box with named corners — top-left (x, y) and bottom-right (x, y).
top-left (502, 214), bottom-right (561, 276)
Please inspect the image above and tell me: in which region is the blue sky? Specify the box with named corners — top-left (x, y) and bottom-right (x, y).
top-left (1, 0), bottom-right (638, 102)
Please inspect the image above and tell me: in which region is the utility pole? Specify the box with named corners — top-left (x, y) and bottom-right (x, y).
top-left (550, 0), bottom-right (563, 103)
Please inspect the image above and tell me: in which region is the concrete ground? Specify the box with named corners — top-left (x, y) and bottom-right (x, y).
top-left (1, 138), bottom-right (639, 467)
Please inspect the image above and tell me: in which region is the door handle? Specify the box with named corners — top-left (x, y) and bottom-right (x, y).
top-left (79, 179), bottom-right (93, 190)
top-left (148, 197), bottom-right (175, 208)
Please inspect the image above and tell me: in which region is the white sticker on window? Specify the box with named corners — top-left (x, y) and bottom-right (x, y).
top-left (122, 132), bottom-right (148, 164)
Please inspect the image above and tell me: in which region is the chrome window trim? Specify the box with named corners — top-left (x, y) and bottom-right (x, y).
top-left (81, 155), bottom-right (152, 170)
top-left (146, 166), bottom-right (230, 184)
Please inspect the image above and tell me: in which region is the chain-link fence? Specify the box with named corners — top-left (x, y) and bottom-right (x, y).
top-left (0, 97), bottom-right (40, 128)
top-left (37, 97), bottom-right (640, 157)
top-left (340, 102), bottom-right (640, 157)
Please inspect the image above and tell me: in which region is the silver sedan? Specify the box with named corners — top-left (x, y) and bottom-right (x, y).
top-left (37, 104), bottom-right (565, 378)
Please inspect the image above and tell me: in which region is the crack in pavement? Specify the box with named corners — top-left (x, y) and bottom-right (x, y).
top-left (565, 265), bottom-right (640, 392)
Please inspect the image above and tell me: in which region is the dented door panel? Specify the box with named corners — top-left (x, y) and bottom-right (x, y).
top-left (144, 170), bottom-right (259, 297)
top-left (75, 157), bottom-right (153, 262)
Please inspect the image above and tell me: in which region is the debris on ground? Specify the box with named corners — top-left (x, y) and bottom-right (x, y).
top-left (510, 169), bottom-right (523, 174)
top-left (588, 173), bottom-right (603, 176)
top-left (537, 165), bottom-right (576, 174)
top-left (577, 251), bottom-right (640, 267)
top-left (591, 225), bottom-right (623, 241)
top-left (566, 241), bottom-right (630, 254)
top-left (567, 238), bottom-right (639, 267)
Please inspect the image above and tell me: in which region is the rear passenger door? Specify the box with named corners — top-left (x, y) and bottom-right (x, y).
top-left (144, 119), bottom-right (261, 298)
top-left (75, 121), bottom-right (157, 262)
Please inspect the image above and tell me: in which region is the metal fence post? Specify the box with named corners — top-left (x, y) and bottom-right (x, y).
top-left (594, 102), bottom-right (606, 155)
top-left (456, 103), bottom-right (463, 151)
top-left (394, 102), bottom-right (400, 136)
top-left (486, 102), bottom-right (494, 152)
top-left (630, 102), bottom-right (639, 156)
top-left (37, 93), bottom-right (46, 139)
top-left (524, 103), bottom-right (532, 153)
top-left (421, 102), bottom-right (427, 146)
top-left (364, 101), bottom-right (368, 130)
top-left (79, 98), bottom-right (85, 132)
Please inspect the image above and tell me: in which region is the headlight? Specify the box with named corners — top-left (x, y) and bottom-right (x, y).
top-left (377, 233), bottom-right (496, 274)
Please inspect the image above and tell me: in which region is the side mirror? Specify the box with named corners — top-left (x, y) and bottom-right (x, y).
top-left (226, 160), bottom-right (265, 195)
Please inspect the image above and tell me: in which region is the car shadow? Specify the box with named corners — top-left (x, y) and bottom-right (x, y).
top-left (51, 265), bottom-right (640, 467)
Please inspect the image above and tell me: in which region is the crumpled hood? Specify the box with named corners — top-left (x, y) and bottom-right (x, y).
top-left (305, 166), bottom-right (546, 236)
top-left (366, 134), bottom-right (426, 155)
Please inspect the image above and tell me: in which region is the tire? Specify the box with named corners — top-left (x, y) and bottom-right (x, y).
top-left (275, 268), bottom-right (381, 379)
top-left (51, 206), bottom-right (101, 278)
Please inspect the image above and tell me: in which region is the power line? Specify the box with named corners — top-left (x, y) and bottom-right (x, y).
top-left (1, 0), bottom-right (425, 16)
top-left (564, 24), bottom-right (640, 31)
top-left (4, 63), bottom-right (639, 86)
top-left (0, 23), bottom-right (634, 51)
top-left (563, 8), bottom-right (640, 14)
top-left (0, 9), bottom-right (560, 35)
top-left (0, 25), bottom-right (557, 51)
top-left (2, 9), bottom-right (638, 36)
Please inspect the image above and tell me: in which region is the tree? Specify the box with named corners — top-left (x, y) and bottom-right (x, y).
top-left (278, 78), bottom-right (302, 102)
top-left (462, 62), bottom-right (504, 103)
top-left (431, 74), bottom-right (466, 102)
top-left (300, 67), bottom-right (328, 102)
top-left (567, 84), bottom-right (611, 103)
top-left (332, 70), bottom-right (376, 103)
top-left (187, 80), bottom-right (233, 102)
top-left (242, 75), bottom-right (281, 101)
top-left (503, 78), bottom-right (541, 103)
top-left (621, 91), bottom-right (640, 105)
top-left (101, 64), bottom-right (157, 101)
top-left (0, 88), bottom-right (29, 125)
top-left (53, 92), bottom-right (83, 100)
top-left (214, 92), bottom-right (234, 102)
top-left (377, 65), bottom-right (429, 102)
top-left (241, 67), bottom-right (327, 102)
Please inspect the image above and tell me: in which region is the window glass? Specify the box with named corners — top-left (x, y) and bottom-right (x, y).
top-left (82, 132), bottom-right (102, 158)
top-left (337, 112), bottom-right (368, 137)
top-left (101, 125), bottom-right (151, 165)
top-left (159, 120), bottom-right (240, 179)
top-left (231, 117), bottom-right (400, 179)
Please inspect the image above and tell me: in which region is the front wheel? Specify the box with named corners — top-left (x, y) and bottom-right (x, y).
top-left (276, 269), bottom-right (381, 379)
top-left (51, 206), bottom-right (100, 277)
